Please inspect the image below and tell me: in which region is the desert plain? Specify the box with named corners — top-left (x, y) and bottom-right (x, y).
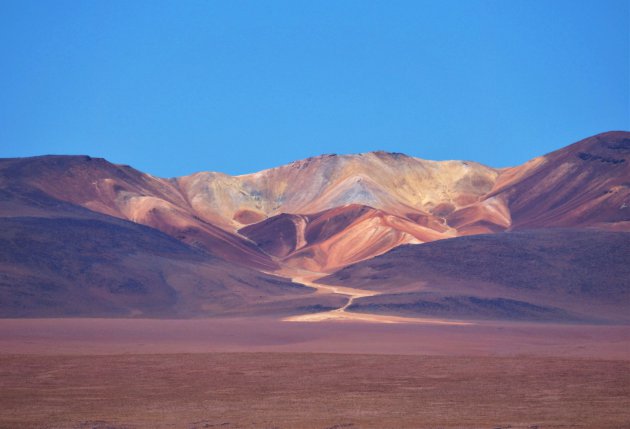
top-left (1, 317), bottom-right (629, 429)
top-left (2, 133), bottom-right (630, 428)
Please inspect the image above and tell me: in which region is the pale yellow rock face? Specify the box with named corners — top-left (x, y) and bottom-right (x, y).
top-left (167, 152), bottom-right (501, 272)
top-left (176, 152), bottom-right (500, 232)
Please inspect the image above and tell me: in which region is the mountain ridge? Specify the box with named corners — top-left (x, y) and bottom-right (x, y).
top-left (3, 131), bottom-right (629, 272)
top-left (1, 131), bottom-right (629, 320)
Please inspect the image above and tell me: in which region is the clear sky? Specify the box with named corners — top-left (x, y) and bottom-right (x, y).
top-left (1, 0), bottom-right (628, 177)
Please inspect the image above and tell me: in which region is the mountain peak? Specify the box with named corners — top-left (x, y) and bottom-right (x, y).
top-left (370, 150), bottom-right (411, 159)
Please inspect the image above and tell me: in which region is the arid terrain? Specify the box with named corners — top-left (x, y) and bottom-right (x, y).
top-left (1, 131), bottom-right (629, 428)
top-left (1, 318), bottom-right (630, 429)
top-left (1, 131), bottom-right (629, 321)
top-left (3, 352), bottom-right (630, 429)
top-left (2, 0), bottom-right (628, 424)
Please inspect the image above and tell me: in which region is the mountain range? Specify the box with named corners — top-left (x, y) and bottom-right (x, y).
top-left (1, 131), bottom-right (629, 322)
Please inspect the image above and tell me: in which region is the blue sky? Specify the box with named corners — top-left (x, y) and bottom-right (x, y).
top-left (1, 0), bottom-right (628, 177)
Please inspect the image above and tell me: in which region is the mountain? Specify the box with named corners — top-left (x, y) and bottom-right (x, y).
top-left (454, 131), bottom-right (630, 233)
top-left (3, 132), bottom-right (628, 275)
top-left (319, 229), bottom-right (630, 323)
top-left (0, 160), bottom-right (343, 317)
top-left (176, 151), bottom-right (499, 271)
top-left (1, 131), bottom-right (628, 319)
top-left (0, 152), bottom-right (498, 273)
top-left (239, 204), bottom-right (448, 272)
top-left (177, 131), bottom-right (630, 271)
top-left (0, 155), bottom-right (277, 270)
top-left (0, 215), bottom-right (342, 318)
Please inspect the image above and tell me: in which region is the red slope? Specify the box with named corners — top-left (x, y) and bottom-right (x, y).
top-left (0, 155), bottom-right (277, 270)
top-left (489, 131), bottom-right (630, 230)
top-left (240, 204), bottom-right (453, 272)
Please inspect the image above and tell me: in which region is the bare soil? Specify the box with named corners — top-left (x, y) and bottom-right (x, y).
top-left (1, 318), bottom-right (629, 429)
top-left (1, 318), bottom-right (629, 358)
top-left (1, 353), bottom-right (629, 429)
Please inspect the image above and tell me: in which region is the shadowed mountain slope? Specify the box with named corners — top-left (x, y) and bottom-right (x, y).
top-left (0, 172), bottom-right (341, 317)
top-left (453, 131), bottom-right (630, 233)
top-left (0, 155), bottom-right (277, 270)
top-left (320, 229), bottom-right (630, 323)
top-left (0, 214), bottom-right (341, 318)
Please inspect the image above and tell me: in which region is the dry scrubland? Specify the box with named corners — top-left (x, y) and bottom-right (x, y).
top-left (1, 353), bottom-right (629, 429)
top-left (1, 319), bottom-right (630, 429)
top-left (1, 132), bottom-right (629, 428)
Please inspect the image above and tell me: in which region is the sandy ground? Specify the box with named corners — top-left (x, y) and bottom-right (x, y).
top-left (2, 352), bottom-right (630, 429)
top-left (283, 273), bottom-right (472, 324)
top-left (1, 318), bottom-right (629, 429)
top-left (1, 317), bottom-right (629, 358)
top-left (284, 308), bottom-right (472, 323)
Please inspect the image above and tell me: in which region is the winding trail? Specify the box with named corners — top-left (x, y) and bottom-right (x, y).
top-left (282, 272), bottom-right (470, 325)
